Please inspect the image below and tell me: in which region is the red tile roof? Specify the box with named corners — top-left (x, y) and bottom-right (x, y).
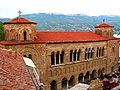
top-left (95, 23), bottom-right (114, 28)
top-left (36, 32), bottom-right (109, 43)
top-left (0, 32), bottom-right (109, 45)
top-left (4, 17), bottom-right (37, 24)
top-left (0, 49), bottom-right (35, 89)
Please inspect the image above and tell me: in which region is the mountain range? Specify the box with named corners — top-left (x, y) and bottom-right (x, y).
top-left (0, 13), bottom-right (120, 34)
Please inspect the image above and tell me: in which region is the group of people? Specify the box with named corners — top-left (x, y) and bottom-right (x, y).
top-left (102, 70), bottom-right (120, 90)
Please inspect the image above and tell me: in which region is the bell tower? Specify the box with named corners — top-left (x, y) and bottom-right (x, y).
top-left (3, 11), bottom-right (37, 41)
top-left (95, 20), bottom-right (114, 38)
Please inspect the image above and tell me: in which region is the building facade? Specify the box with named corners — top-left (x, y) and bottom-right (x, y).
top-left (0, 17), bottom-right (119, 90)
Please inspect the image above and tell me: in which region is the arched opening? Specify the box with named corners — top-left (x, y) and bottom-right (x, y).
top-left (56, 51), bottom-right (59, 64)
top-left (28, 54), bottom-right (32, 59)
top-left (78, 73), bottom-right (83, 83)
top-left (60, 51), bottom-right (64, 64)
top-left (70, 50), bottom-right (73, 62)
top-left (51, 52), bottom-right (55, 65)
top-left (101, 68), bottom-right (105, 74)
top-left (23, 31), bottom-right (27, 41)
top-left (91, 70), bottom-right (97, 80)
top-left (50, 80), bottom-right (57, 90)
top-left (62, 78), bottom-right (67, 90)
top-left (73, 50), bottom-right (77, 61)
top-left (68, 76), bottom-right (75, 89)
top-left (84, 71), bottom-right (90, 84)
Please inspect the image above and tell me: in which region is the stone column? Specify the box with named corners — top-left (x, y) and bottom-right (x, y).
top-left (57, 81), bottom-right (62, 90)
top-left (93, 48), bottom-right (97, 59)
top-left (59, 52), bottom-right (61, 64)
top-left (82, 76), bottom-right (85, 83)
top-left (54, 52), bottom-right (56, 65)
top-left (67, 80), bottom-right (69, 89)
top-left (81, 49), bottom-right (85, 61)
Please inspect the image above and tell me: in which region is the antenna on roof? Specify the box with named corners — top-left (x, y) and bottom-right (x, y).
top-left (18, 10), bottom-right (22, 17)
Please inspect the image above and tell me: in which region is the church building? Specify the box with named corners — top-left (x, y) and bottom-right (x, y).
top-left (0, 16), bottom-right (119, 90)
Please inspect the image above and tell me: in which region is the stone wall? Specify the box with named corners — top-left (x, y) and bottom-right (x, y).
top-left (4, 24), bottom-right (37, 41)
top-left (1, 40), bottom-right (119, 90)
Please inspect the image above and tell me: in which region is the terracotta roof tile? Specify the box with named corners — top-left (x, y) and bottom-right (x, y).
top-left (35, 32), bottom-right (109, 43)
top-left (95, 23), bottom-right (114, 28)
top-left (0, 49), bottom-right (35, 89)
top-left (4, 17), bottom-right (37, 24)
top-left (0, 32), bottom-right (109, 45)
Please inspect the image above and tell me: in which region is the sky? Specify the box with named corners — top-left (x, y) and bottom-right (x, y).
top-left (0, 0), bottom-right (120, 18)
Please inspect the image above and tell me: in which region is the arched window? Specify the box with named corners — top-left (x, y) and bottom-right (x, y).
top-left (56, 51), bottom-right (59, 64)
top-left (77, 49), bottom-right (80, 61)
top-left (96, 47), bottom-right (99, 57)
top-left (88, 48), bottom-right (91, 59)
top-left (28, 54), bottom-right (32, 59)
top-left (23, 31), bottom-right (27, 40)
top-left (60, 51), bottom-right (64, 64)
top-left (99, 47), bottom-right (101, 57)
top-left (102, 47), bottom-right (104, 56)
top-left (70, 50), bottom-right (73, 62)
top-left (51, 52), bottom-right (55, 65)
top-left (23, 55), bottom-right (27, 57)
top-left (73, 50), bottom-right (77, 61)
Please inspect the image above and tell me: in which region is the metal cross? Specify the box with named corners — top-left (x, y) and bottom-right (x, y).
top-left (103, 19), bottom-right (105, 23)
top-left (18, 10), bottom-right (22, 17)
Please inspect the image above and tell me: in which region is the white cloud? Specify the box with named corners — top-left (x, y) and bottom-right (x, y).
top-left (0, 0), bottom-right (120, 18)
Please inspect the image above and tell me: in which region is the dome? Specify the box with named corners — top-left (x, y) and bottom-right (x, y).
top-left (4, 17), bottom-right (37, 24)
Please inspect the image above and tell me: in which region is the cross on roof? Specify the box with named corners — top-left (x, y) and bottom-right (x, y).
top-left (18, 10), bottom-right (22, 17)
top-left (103, 19), bottom-right (105, 23)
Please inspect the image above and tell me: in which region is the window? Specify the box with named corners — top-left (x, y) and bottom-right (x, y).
top-left (96, 47), bottom-right (99, 57)
top-left (60, 51), bottom-right (64, 63)
top-left (23, 31), bottom-right (27, 40)
top-left (73, 50), bottom-right (77, 61)
top-left (77, 50), bottom-right (80, 61)
top-left (56, 52), bottom-right (59, 64)
top-left (102, 47), bottom-right (104, 56)
top-left (88, 48), bottom-right (91, 59)
top-left (28, 54), bottom-right (32, 59)
top-left (51, 52), bottom-right (55, 65)
top-left (85, 48), bottom-right (88, 60)
top-left (99, 47), bottom-right (101, 57)
top-left (70, 50), bottom-right (73, 62)
top-left (24, 55), bottom-right (27, 57)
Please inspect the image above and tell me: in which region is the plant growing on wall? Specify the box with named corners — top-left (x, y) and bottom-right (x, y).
top-left (0, 22), bottom-right (4, 40)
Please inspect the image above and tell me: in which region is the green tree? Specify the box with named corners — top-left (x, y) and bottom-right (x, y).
top-left (0, 22), bottom-right (4, 40)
